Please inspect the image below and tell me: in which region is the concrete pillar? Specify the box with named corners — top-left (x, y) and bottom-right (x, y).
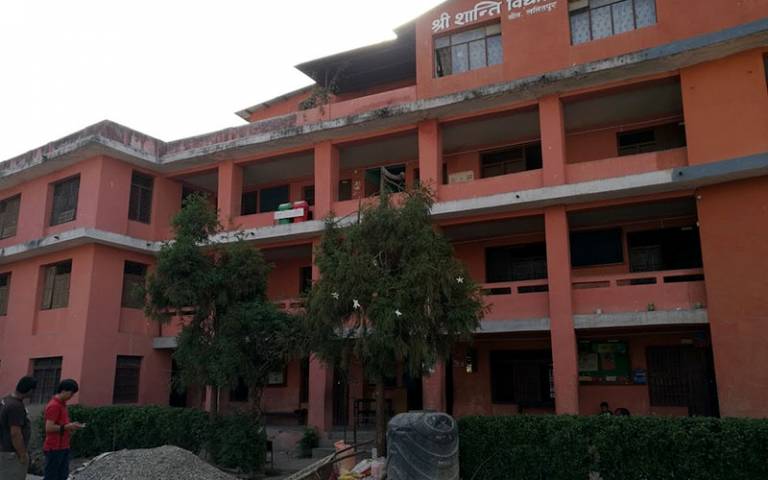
top-left (308, 355), bottom-right (334, 432)
top-left (314, 142), bottom-right (339, 219)
top-left (544, 206), bottom-right (579, 414)
top-left (422, 361), bottom-right (446, 412)
top-left (418, 120), bottom-right (442, 198)
top-left (539, 95), bottom-right (567, 186)
top-left (217, 161), bottom-right (243, 228)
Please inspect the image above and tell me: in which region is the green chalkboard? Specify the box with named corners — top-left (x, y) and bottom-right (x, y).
top-left (578, 340), bottom-right (631, 384)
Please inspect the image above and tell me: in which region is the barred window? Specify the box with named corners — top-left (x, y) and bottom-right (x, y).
top-left (0, 272), bottom-right (10, 316)
top-left (31, 357), bottom-right (62, 404)
top-left (0, 195), bottom-right (20, 239)
top-left (435, 23), bottom-right (502, 77)
top-left (480, 143), bottom-right (542, 178)
top-left (569, 0), bottom-right (657, 45)
top-left (50, 176), bottom-right (80, 226)
top-left (128, 172), bottom-right (154, 224)
top-left (40, 260), bottom-right (72, 310)
top-left (121, 261), bottom-right (148, 309)
top-left (113, 356), bottom-right (142, 404)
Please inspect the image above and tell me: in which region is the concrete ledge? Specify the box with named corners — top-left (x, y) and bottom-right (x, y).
top-left (478, 318), bottom-right (551, 333)
top-left (153, 336), bottom-right (178, 349)
top-left (574, 309), bottom-right (708, 329)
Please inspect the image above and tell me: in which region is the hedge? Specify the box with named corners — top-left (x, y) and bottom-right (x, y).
top-left (459, 415), bottom-right (768, 480)
top-left (59, 405), bottom-right (266, 473)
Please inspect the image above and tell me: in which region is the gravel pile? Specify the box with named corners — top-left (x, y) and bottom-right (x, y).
top-left (70, 445), bottom-right (237, 480)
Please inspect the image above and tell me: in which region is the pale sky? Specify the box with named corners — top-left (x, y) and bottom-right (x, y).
top-left (0, 0), bottom-right (445, 161)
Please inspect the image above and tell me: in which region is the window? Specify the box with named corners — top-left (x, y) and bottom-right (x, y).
top-left (0, 195), bottom-right (20, 239)
top-left (300, 266), bottom-right (313, 294)
top-left (128, 172), bottom-right (153, 223)
top-left (0, 273), bottom-right (10, 316)
top-left (364, 165), bottom-right (406, 197)
top-left (31, 357), bottom-right (62, 404)
top-left (267, 369), bottom-right (287, 386)
top-left (481, 143), bottom-right (543, 178)
top-left (435, 23), bottom-right (502, 77)
top-left (50, 176), bottom-right (80, 226)
top-left (303, 186), bottom-right (315, 206)
top-left (40, 260), bottom-right (72, 310)
top-left (569, 0), bottom-right (657, 45)
top-left (241, 190), bottom-right (258, 215)
top-left (259, 185), bottom-right (290, 213)
top-left (121, 262), bottom-right (148, 309)
top-left (338, 180), bottom-right (353, 201)
top-left (628, 227), bottom-right (702, 272)
top-left (570, 228), bottom-right (623, 267)
top-left (230, 377), bottom-right (249, 402)
top-left (486, 243), bottom-right (548, 283)
top-left (617, 122), bottom-right (687, 156)
top-left (113, 356), bottom-right (142, 404)
top-left (490, 350), bottom-right (554, 407)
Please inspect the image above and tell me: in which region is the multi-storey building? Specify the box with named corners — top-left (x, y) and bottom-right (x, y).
top-left (1, 0), bottom-right (767, 432)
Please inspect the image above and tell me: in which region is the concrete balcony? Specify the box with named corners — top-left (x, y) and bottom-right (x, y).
top-left (566, 148), bottom-right (688, 184)
top-left (480, 279), bottom-right (550, 332)
top-left (572, 268), bottom-right (706, 316)
top-left (295, 86), bottom-right (417, 127)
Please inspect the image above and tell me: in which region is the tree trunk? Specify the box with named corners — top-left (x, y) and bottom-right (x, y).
top-left (375, 379), bottom-right (386, 456)
top-left (210, 386), bottom-right (219, 418)
top-left (249, 385), bottom-right (263, 417)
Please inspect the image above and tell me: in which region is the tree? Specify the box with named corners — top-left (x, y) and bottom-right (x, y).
top-left (304, 187), bottom-right (486, 453)
top-left (144, 193), bottom-right (299, 416)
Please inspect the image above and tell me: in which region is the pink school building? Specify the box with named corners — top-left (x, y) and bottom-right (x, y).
top-left (1, 0), bottom-right (768, 433)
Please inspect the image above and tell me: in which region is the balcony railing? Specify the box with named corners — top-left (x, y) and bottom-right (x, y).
top-left (482, 279), bottom-right (550, 321)
top-left (572, 268), bottom-right (705, 315)
top-left (273, 298), bottom-right (305, 314)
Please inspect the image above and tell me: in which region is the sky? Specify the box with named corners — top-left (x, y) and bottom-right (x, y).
top-left (0, 0), bottom-right (445, 161)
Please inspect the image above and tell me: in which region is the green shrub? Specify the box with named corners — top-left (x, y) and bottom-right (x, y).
top-left (64, 405), bottom-right (265, 473)
top-left (459, 415), bottom-right (768, 480)
top-left (298, 426), bottom-right (320, 458)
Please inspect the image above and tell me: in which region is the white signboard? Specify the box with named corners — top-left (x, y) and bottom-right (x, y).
top-left (448, 171), bottom-right (475, 184)
top-left (273, 207), bottom-right (305, 221)
top-left (432, 0), bottom-right (559, 33)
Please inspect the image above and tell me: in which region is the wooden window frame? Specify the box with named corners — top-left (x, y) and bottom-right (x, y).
top-left (128, 171), bottom-right (154, 224)
top-left (40, 260), bottom-right (72, 310)
top-left (0, 194), bottom-right (21, 239)
top-left (113, 355), bottom-right (142, 404)
top-left (480, 142), bottom-right (543, 179)
top-left (121, 261), bottom-right (148, 309)
top-left (0, 272), bottom-right (10, 316)
top-left (50, 176), bottom-right (80, 226)
top-left (31, 357), bottom-right (62, 404)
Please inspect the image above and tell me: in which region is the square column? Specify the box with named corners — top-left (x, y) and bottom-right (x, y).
top-left (217, 161), bottom-right (243, 228)
top-left (422, 360), bottom-right (446, 412)
top-left (539, 95), bottom-right (567, 186)
top-left (418, 120), bottom-right (442, 198)
top-left (544, 206), bottom-right (579, 414)
top-left (308, 355), bottom-right (334, 432)
top-left (314, 142), bottom-right (339, 219)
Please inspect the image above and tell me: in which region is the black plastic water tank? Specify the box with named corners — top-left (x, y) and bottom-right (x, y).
top-left (386, 411), bottom-right (459, 480)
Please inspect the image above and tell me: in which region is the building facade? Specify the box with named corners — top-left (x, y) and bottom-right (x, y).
top-left (1, 0), bottom-right (767, 432)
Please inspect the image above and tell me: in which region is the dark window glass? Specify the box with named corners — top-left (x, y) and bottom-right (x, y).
top-left (338, 180), bottom-right (353, 201)
top-left (303, 186), bottom-right (315, 206)
top-left (121, 262), bottom-right (148, 309)
top-left (490, 350), bottom-right (554, 407)
top-left (300, 266), bottom-right (313, 294)
top-left (486, 243), bottom-right (548, 283)
top-left (480, 143), bottom-right (542, 178)
top-left (241, 191), bottom-right (259, 215)
top-left (618, 122), bottom-right (687, 156)
top-left (229, 377), bottom-right (249, 402)
top-left (113, 356), bottom-right (142, 404)
top-left (435, 23), bottom-right (502, 77)
top-left (128, 172), bottom-right (153, 223)
top-left (50, 176), bottom-right (80, 226)
top-left (259, 185), bottom-right (290, 213)
top-left (31, 357), bottom-right (62, 404)
top-left (41, 260), bottom-right (72, 310)
top-left (570, 228), bottom-right (623, 267)
top-left (0, 195), bottom-right (20, 239)
top-left (628, 227), bottom-right (702, 272)
top-left (0, 272), bottom-right (10, 316)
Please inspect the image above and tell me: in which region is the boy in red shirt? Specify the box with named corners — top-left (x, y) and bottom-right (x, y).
top-left (43, 379), bottom-right (84, 480)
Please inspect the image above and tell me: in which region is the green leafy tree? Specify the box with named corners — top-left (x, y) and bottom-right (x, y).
top-left (304, 187), bottom-right (486, 452)
top-left (144, 193), bottom-right (300, 416)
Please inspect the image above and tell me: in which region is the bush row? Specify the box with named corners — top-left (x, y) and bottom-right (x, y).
top-left (63, 405), bottom-right (266, 473)
top-left (458, 415), bottom-right (768, 480)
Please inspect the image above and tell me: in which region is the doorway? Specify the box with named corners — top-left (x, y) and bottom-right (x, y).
top-left (332, 367), bottom-right (349, 427)
top-left (646, 344), bottom-right (719, 417)
top-left (169, 360), bottom-right (188, 408)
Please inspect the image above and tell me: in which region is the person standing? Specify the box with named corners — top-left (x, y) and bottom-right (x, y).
top-left (0, 376), bottom-right (37, 480)
top-left (43, 379), bottom-right (84, 480)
